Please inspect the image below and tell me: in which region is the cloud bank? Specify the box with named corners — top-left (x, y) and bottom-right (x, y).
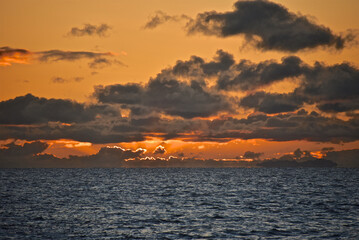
top-left (1, 142), bottom-right (347, 168)
top-left (1, 50), bottom-right (359, 145)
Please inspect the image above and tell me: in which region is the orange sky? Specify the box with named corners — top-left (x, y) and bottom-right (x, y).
top-left (1, 0), bottom-right (359, 160)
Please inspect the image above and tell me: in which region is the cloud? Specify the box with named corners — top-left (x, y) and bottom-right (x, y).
top-left (37, 49), bottom-right (114, 62)
top-left (52, 77), bottom-right (84, 83)
top-left (1, 46), bottom-right (123, 69)
top-left (88, 58), bottom-right (126, 69)
top-left (94, 72), bottom-right (232, 119)
top-left (1, 50), bottom-right (359, 145)
top-left (0, 94), bottom-right (120, 124)
top-left (144, 11), bottom-right (189, 29)
top-left (242, 151), bottom-right (262, 160)
top-left (0, 143), bottom-right (146, 168)
top-left (240, 91), bottom-right (306, 114)
top-left (153, 145), bottom-right (166, 154)
top-left (217, 56), bottom-right (304, 91)
top-left (0, 141), bottom-right (49, 158)
top-left (325, 149), bottom-right (359, 168)
top-left (67, 23), bottom-right (111, 37)
top-left (3, 108), bottom-right (358, 144)
top-left (185, 0), bottom-right (351, 52)
top-left (0, 46), bottom-right (32, 66)
top-left (4, 142), bottom-right (356, 168)
top-left (257, 148), bottom-right (337, 167)
top-left (294, 62), bottom-right (359, 113)
top-left (172, 49), bottom-right (235, 77)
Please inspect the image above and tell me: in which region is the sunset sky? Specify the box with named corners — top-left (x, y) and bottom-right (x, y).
top-left (1, 0), bottom-right (359, 166)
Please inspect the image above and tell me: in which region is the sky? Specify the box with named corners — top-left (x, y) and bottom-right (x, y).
top-left (1, 0), bottom-right (359, 167)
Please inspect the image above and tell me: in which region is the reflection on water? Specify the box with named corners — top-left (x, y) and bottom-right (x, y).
top-left (1, 168), bottom-right (358, 239)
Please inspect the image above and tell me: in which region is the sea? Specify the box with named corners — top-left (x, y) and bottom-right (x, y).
top-left (1, 168), bottom-right (358, 239)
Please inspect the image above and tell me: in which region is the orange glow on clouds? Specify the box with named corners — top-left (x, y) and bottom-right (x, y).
top-left (0, 52), bottom-right (31, 66)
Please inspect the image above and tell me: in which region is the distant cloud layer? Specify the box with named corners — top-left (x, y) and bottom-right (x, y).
top-left (1, 142), bottom-right (349, 168)
top-left (67, 23), bottom-right (111, 37)
top-left (146, 0), bottom-right (355, 52)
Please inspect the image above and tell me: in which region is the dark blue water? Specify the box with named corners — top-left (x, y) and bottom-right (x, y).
top-left (1, 168), bottom-right (358, 239)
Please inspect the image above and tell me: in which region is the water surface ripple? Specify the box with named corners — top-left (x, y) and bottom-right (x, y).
top-left (1, 168), bottom-right (358, 239)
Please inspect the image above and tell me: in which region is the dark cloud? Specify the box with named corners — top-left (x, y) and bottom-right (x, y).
top-left (0, 123), bottom-right (145, 144)
top-left (0, 143), bottom-right (146, 168)
top-left (94, 72), bottom-right (232, 118)
top-left (257, 148), bottom-right (337, 167)
top-left (242, 151), bottom-right (262, 160)
top-left (238, 112), bottom-right (359, 143)
top-left (144, 11), bottom-right (189, 29)
top-left (294, 62), bottom-right (359, 113)
top-left (37, 50), bottom-right (114, 62)
top-left (172, 49), bottom-right (235, 77)
top-left (240, 91), bottom-right (306, 114)
top-left (187, 111), bottom-right (359, 143)
top-left (0, 94), bottom-right (120, 124)
top-left (153, 145), bottom-right (166, 154)
top-left (217, 56), bottom-right (304, 91)
top-left (88, 58), bottom-right (126, 69)
top-left (0, 141), bottom-right (48, 158)
top-left (185, 0), bottom-right (350, 52)
top-left (223, 57), bottom-right (359, 114)
top-left (325, 149), bottom-right (359, 168)
top-left (67, 23), bottom-right (111, 37)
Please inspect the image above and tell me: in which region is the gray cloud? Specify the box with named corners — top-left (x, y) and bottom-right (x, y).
top-left (0, 141), bottom-right (49, 158)
top-left (0, 46), bottom-right (30, 58)
top-left (37, 50), bottom-right (114, 62)
top-left (144, 11), bottom-right (190, 29)
top-left (240, 91), bottom-right (306, 114)
top-left (172, 49), bottom-right (235, 77)
top-left (52, 77), bottom-right (84, 83)
top-left (94, 72), bottom-right (232, 119)
top-left (242, 151), bottom-right (262, 160)
top-left (0, 94), bottom-right (120, 124)
top-left (1, 106), bottom-right (359, 144)
top-left (304, 62), bottom-right (359, 100)
top-left (238, 60), bottom-right (359, 114)
top-left (67, 23), bottom-right (111, 37)
top-left (325, 149), bottom-right (359, 168)
top-left (0, 142), bottom-right (146, 168)
top-left (217, 56), bottom-right (304, 91)
top-left (88, 58), bottom-right (126, 69)
top-left (185, 0), bottom-right (351, 52)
